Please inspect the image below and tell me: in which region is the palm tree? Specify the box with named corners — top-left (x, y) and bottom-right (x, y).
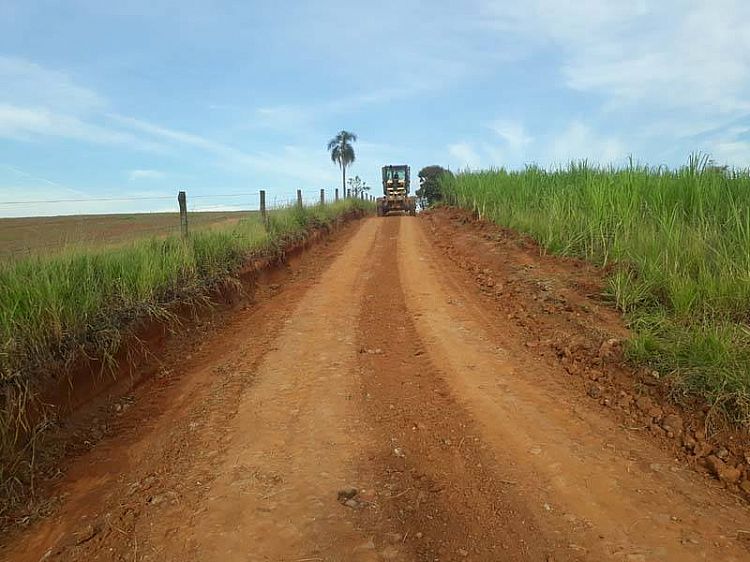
top-left (327, 130), bottom-right (357, 195)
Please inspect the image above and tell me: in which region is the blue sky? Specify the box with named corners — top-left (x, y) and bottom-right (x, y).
top-left (1, 0), bottom-right (749, 216)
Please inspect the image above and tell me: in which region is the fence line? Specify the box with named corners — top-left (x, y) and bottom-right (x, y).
top-left (0, 189), bottom-right (378, 209)
top-left (0, 188), bottom-right (374, 260)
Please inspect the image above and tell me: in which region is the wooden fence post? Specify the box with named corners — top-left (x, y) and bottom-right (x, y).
top-left (320, 188), bottom-right (325, 205)
top-left (297, 189), bottom-right (303, 208)
top-left (260, 190), bottom-right (267, 227)
top-left (178, 190), bottom-right (188, 238)
top-left (335, 188), bottom-right (339, 202)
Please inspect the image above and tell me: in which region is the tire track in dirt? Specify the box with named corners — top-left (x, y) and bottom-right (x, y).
top-left (140, 218), bottom-right (383, 561)
top-left (353, 217), bottom-right (560, 561)
top-left (398, 216), bottom-right (750, 561)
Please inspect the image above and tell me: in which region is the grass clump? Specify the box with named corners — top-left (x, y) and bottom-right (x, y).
top-left (0, 198), bottom-right (371, 516)
top-left (441, 155), bottom-right (750, 423)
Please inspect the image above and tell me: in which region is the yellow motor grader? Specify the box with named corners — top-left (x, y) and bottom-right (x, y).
top-left (376, 165), bottom-right (417, 216)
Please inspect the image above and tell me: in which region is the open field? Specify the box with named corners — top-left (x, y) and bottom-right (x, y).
top-left (3, 212), bottom-right (750, 561)
top-left (0, 211), bottom-right (258, 259)
top-left (441, 158), bottom-right (750, 424)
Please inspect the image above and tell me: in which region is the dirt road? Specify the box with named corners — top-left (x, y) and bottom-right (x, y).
top-left (3, 215), bottom-right (750, 561)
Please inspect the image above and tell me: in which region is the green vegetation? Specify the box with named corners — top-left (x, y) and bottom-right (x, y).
top-left (0, 198), bottom-right (371, 514)
top-left (416, 165), bottom-right (452, 207)
top-left (347, 175), bottom-right (370, 198)
top-left (327, 130), bottom-right (357, 192)
top-left (441, 155), bottom-right (750, 423)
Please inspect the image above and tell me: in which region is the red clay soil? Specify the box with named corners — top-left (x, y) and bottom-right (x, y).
top-left (3, 216), bottom-right (363, 520)
top-left (2, 212), bottom-right (750, 561)
top-left (422, 208), bottom-right (750, 492)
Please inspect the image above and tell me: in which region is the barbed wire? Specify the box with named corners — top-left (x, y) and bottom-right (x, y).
top-left (0, 190), bottom-right (321, 207)
top-left (0, 189), bottom-right (375, 259)
top-left (189, 192), bottom-right (261, 199)
top-left (0, 195), bottom-right (176, 206)
top-left (0, 189), bottom-right (371, 208)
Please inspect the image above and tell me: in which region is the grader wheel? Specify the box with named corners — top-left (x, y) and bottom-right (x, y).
top-left (376, 198), bottom-right (386, 217)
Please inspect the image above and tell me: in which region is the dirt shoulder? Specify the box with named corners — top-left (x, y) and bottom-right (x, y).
top-left (421, 207), bottom-right (750, 493)
top-left (413, 208), bottom-right (750, 559)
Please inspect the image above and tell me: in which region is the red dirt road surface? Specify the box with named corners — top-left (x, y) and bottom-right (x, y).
top-left (3, 212), bottom-right (750, 561)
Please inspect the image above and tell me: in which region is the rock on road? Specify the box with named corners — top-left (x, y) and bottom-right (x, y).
top-left (3, 216), bottom-right (750, 562)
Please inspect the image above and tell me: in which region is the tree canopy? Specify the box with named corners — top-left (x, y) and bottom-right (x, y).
top-left (327, 131), bottom-right (357, 191)
top-left (416, 165), bottom-right (452, 206)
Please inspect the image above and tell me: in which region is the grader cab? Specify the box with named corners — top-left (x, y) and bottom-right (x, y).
top-left (376, 165), bottom-right (417, 217)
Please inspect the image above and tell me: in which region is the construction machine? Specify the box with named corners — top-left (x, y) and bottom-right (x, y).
top-left (376, 165), bottom-right (417, 216)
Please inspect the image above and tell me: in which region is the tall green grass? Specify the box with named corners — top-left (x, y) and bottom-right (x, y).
top-left (0, 198), bottom-right (371, 514)
top-left (441, 156), bottom-right (750, 423)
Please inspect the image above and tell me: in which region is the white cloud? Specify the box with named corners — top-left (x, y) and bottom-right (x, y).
top-left (109, 114), bottom-right (227, 152)
top-left (112, 114), bottom-right (355, 185)
top-left (488, 120), bottom-right (533, 151)
top-left (549, 121), bottom-right (626, 165)
top-left (0, 58), bottom-right (379, 189)
top-left (479, 0), bottom-right (750, 164)
top-left (0, 164), bottom-right (71, 190)
top-left (0, 56), bottom-right (104, 113)
top-left (0, 58), bottom-right (168, 152)
top-left (0, 103), bottom-right (163, 149)
top-left (482, 143), bottom-right (506, 167)
top-left (448, 142), bottom-right (482, 169)
top-left (455, 119), bottom-right (627, 169)
top-left (697, 124), bottom-right (750, 167)
top-left (0, 57), bottom-right (356, 205)
top-left (250, 82), bottom-right (442, 134)
top-left (709, 141), bottom-right (750, 166)
top-left (129, 169), bottom-right (165, 181)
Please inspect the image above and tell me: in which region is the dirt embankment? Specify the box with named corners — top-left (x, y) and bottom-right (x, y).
top-left (422, 207), bottom-right (750, 495)
top-left (2, 212), bottom-right (750, 562)
top-left (2, 211), bottom-right (367, 530)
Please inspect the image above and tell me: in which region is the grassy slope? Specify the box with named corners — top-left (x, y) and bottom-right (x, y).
top-left (441, 157), bottom-right (750, 423)
top-left (0, 199), bottom-right (371, 512)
